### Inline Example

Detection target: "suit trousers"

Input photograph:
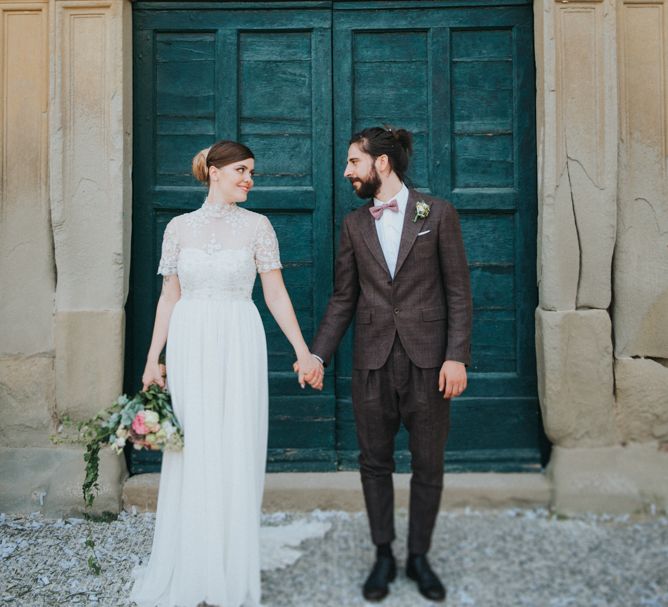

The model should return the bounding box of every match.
[352,334,451,555]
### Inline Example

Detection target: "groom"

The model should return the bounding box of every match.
[303,126,472,602]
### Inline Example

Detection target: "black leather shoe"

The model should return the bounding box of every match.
[406,554,446,602]
[362,555,397,602]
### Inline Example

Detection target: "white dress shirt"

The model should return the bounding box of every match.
[373,183,409,278]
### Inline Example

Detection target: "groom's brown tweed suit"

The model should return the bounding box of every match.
[312,189,472,554]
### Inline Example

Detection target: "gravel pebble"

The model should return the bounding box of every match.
[1,509,667,606]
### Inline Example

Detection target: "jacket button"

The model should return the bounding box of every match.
[394,308,399,314]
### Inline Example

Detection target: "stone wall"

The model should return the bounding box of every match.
[535,0,668,513]
[0,0,131,515]
[0,0,666,515]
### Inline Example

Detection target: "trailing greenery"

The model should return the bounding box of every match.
[51,384,182,574]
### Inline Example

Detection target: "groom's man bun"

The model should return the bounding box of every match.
[350,126,414,183]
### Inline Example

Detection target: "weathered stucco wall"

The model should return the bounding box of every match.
[536,0,668,513]
[0,0,131,515]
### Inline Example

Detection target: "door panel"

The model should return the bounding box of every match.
[128,5,336,472]
[333,2,544,471]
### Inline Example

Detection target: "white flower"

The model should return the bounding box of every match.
[144,410,160,426]
[111,436,126,455]
[165,432,184,451]
[413,200,430,223]
[161,421,176,438]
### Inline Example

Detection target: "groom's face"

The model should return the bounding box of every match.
[344,143,382,200]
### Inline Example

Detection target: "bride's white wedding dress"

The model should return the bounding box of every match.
[130,199,282,607]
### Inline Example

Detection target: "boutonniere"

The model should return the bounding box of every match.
[413,200,430,223]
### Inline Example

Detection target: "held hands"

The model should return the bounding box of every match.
[142,361,166,392]
[293,353,324,391]
[438,360,467,399]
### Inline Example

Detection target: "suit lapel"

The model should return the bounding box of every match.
[360,201,392,277]
[394,189,426,278]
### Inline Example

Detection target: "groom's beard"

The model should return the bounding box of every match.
[349,167,382,200]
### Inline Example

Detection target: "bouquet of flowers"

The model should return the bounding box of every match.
[105,387,183,455]
[81,384,183,508]
[77,383,183,573]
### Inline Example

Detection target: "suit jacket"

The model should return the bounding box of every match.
[312,188,473,370]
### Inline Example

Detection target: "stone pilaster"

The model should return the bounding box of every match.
[614,0,668,359]
[535,0,618,312]
[534,0,618,446]
[50,0,133,422]
[536,0,668,513]
[0,0,56,449]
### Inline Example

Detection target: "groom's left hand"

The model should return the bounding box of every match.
[439,360,467,399]
[293,356,324,391]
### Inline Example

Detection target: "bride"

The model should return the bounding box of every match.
[130,140,324,607]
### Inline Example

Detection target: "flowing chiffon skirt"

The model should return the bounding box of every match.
[130,297,268,607]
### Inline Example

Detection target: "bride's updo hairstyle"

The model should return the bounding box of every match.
[349,126,413,183]
[192,140,255,185]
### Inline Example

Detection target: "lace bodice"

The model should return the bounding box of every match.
[157,200,282,301]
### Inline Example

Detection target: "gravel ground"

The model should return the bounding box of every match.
[1,508,667,607]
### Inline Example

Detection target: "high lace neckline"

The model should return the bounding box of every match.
[201,199,239,219]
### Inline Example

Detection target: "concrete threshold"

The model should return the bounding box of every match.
[122,471,551,513]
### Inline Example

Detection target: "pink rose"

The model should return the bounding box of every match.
[132,411,148,435]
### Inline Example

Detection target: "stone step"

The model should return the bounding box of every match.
[122,472,551,513]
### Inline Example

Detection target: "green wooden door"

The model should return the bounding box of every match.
[332,1,543,471]
[127,0,544,474]
[127,3,336,472]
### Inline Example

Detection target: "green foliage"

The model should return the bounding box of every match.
[49,413,85,446]
[86,511,118,523]
[87,555,102,576]
[79,384,180,574]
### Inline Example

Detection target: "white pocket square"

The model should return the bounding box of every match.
[417,230,431,236]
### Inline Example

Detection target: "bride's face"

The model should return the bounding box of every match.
[208,158,255,203]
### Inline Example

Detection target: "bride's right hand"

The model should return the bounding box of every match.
[142,360,165,391]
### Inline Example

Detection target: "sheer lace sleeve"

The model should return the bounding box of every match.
[157,218,180,275]
[254,215,282,273]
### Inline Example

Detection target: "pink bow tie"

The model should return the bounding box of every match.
[369,199,399,220]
